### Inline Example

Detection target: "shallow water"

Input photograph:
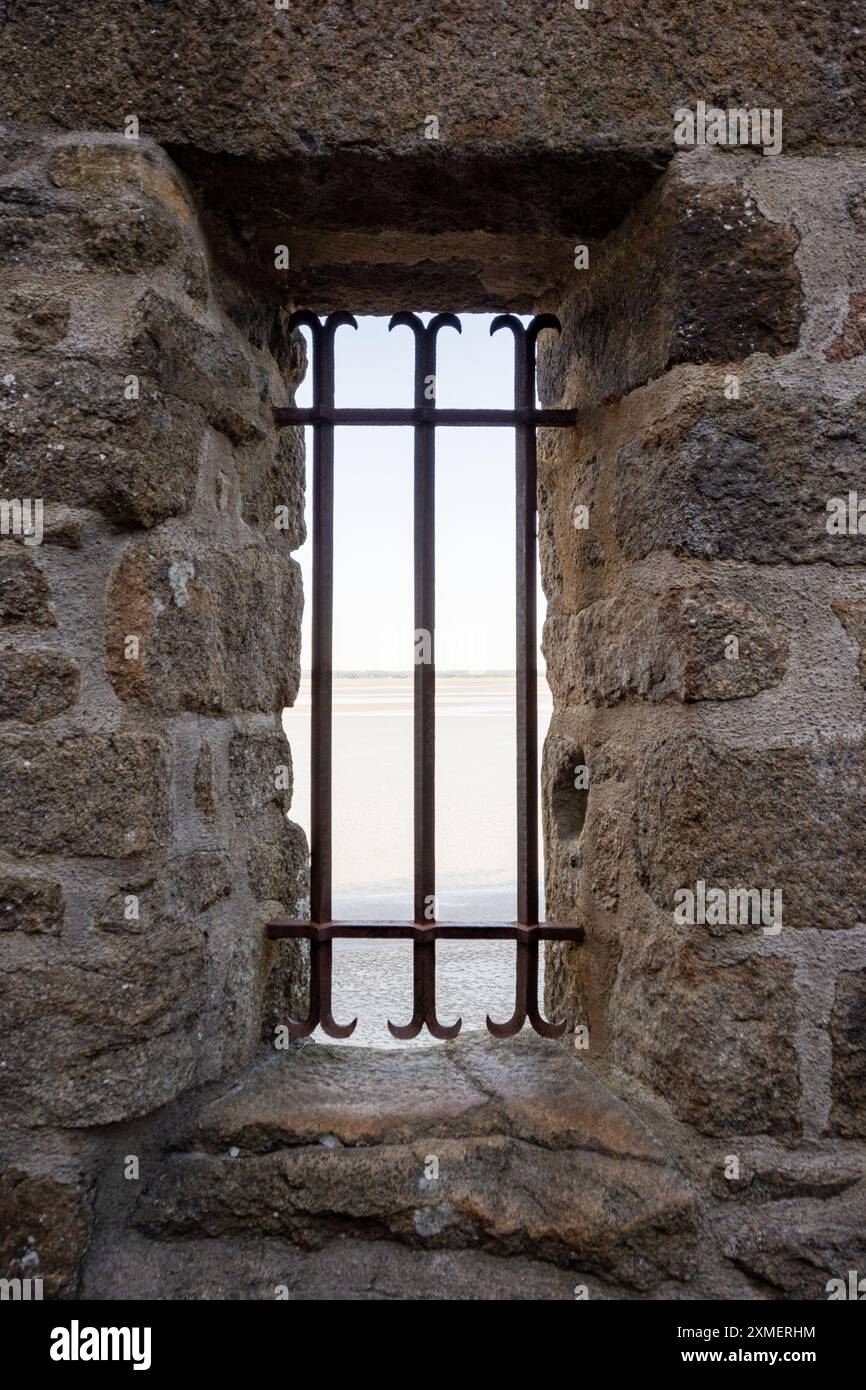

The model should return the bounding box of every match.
[283,675,552,1047]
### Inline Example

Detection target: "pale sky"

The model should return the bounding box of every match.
[293,314,544,673]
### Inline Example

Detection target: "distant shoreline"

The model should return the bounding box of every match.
[299,671,533,679]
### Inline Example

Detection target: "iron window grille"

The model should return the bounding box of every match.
[267,311,584,1040]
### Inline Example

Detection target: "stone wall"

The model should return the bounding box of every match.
[0,127,308,1293]
[2,0,865,1303]
[540,148,866,1283]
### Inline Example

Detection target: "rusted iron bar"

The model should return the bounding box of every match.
[267,921,585,943]
[272,406,577,427]
[273,935,355,1040]
[282,312,359,1040]
[486,314,563,1037]
[387,314,461,1038]
[288,312,357,926]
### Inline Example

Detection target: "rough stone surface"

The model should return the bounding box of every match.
[0,733,170,858]
[247,822,308,905]
[126,289,272,445]
[4,3,865,217]
[829,969,866,1139]
[228,729,292,822]
[826,290,866,361]
[0,874,64,934]
[241,428,306,546]
[3,12,866,1305]
[0,358,206,529]
[614,385,866,566]
[94,850,232,937]
[637,734,866,933]
[0,1167,92,1299]
[727,1212,866,1299]
[84,1232,590,1301]
[544,178,802,406]
[0,550,54,628]
[0,137,203,286]
[612,942,801,1138]
[832,596,866,686]
[704,1155,863,1205]
[0,855,223,1125]
[2,504,96,550]
[0,183,186,276]
[193,739,217,827]
[0,647,79,721]
[7,288,70,348]
[106,540,302,714]
[135,1034,697,1292]
[544,588,787,706]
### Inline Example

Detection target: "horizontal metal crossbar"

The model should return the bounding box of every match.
[272,406,578,427]
[267,920,585,943]
[265,921,584,1042]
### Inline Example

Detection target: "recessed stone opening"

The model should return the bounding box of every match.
[3,0,866,1297]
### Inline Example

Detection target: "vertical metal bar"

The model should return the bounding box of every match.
[515,329,539,927]
[304,313,357,926]
[310,324,332,926]
[414,329,435,926]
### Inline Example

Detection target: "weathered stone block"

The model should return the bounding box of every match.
[80,199,180,272]
[832,596,866,686]
[637,733,866,932]
[106,539,302,714]
[543,178,802,406]
[241,427,306,545]
[0,854,221,1125]
[613,938,800,1137]
[704,1154,861,1204]
[0,191,78,269]
[0,874,64,934]
[829,968,866,1139]
[0,552,54,628]
[0,136,205,303]
[0,937,204,1126]
[229,728,292,821]
[0,183,188,276]
[0,1168,91,1299]
[3,504,96,550]
[544,587,787,706]
[614,384,866,565]
[0,135,203,286]
[135,1034,697,1291]
[49,142,194,224]
[127,290,271,445]
[7,288,70,348]
[247,822,308,905]
[826,290,866,362]
[727,1215,866,1299]
[0,358,206,528]
[0,648,79,721]
[0,733,170,858]
[94,850,232,937]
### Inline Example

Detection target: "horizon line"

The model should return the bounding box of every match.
[298,669,550,678]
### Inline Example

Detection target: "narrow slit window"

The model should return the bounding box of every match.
[268,311,584,1040]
